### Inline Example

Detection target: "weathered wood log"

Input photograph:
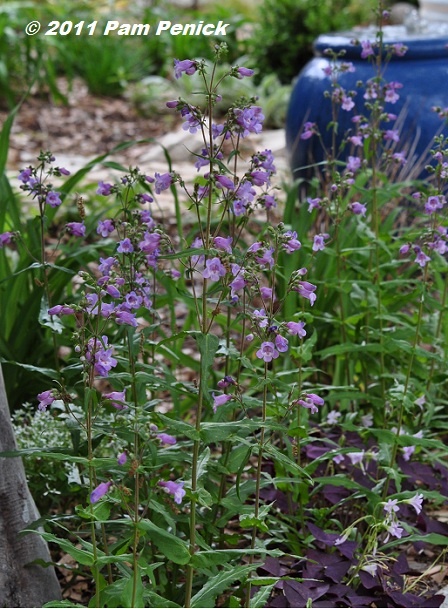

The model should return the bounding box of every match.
[0,365,61,606]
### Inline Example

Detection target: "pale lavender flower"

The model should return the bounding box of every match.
[212,392,232,413]
[103,389,127,410]
[90,481,112,503]
[0,231,14,247]
[402,445,415,461]
[213,236,233,253]
[295,281,317,306]
[158,480,186,504]
[407,493,424,515]
[139,231,161,253]
[285,321,306,337]
[275,334,289,353]
[154,172,172,194]
[383,499,400,516]
[256,341,279,363]
[202,257,227,282]
[307,197,321,212]
[37,390,56,412]
[237,66,254,78]
[297,393,324,415]
[97,219,115,237]
[215,174,235,190]
[117,452,127,465]
[349,202,367,216]
[48,304,75,316]
[312,233,329,252]
[385,521,404,541]
[66,222,86,237]
[97,181,113,196]
[157,433,177,445]
[174,59,197,79]
[327,410,341,425]
[300,121,317,140]
[117,238,134,254]
[414,247,430,268]
[46,191,62,208]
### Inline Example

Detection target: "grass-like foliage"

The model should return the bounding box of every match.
[1,8,447,609]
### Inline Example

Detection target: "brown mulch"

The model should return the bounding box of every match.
[2,78,176,171]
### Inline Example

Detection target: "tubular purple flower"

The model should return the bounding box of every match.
[213,236,233,253]
[212,392,232,413]
[275,334,289,353]
[295,281,317,306]
[157,433,177,445]
[103,389,127,409]
[174,59,197,79]
[46,191,62,208]
[117,238,134,254]
[115,310,138,327]
[215,174,235,190]
[97,219,115,238]
[349,202,367,217]
[154,172,172,194]
[117,452,127,465]
[48,304,75,316]
[286,321,306,337]
[66,222,86,237]
[90,481,112,504]
[407,493,424,515]
[97,181,113,196]
[237,66,254,78]
[158,480,186,504]
[0,232,14,247]
[383,498,400,516]
[37,390,56,412]
[256,341,279,363]
[202,257,227,282]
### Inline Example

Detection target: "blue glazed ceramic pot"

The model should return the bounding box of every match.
[286,25,448,181]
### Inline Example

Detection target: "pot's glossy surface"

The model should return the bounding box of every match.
[286,25,448,180]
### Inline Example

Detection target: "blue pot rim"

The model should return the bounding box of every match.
[314,27,448,60]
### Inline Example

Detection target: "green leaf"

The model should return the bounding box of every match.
[156,414,200,441]
[381,532,448,550]
[190,563,260,608]
[194,332,220,403]
[44,602,85,608]
[137,519,190,565]
[250,583,276,607]
[24,531,94,566]
[121,567,144,608]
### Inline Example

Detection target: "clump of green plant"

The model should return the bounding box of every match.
[12,403,83,510]
[1,6,448,608]
[249,0,373,84]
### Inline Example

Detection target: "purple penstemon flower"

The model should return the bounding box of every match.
[202,257,227,282]
[414,246,431,268]
[0,231,14,247]
[174,59,197,79]
[215,174,235,190]
[312,233,329,252]
[115,309,138,327]
[212,392,232,413]
[37,389,56,412]
[157,433,177,446]
[158,480,186,504]
[46,191,62,208]
[286,321,306,337]
[213,236,233,253]
[139,231,161,253]
[48,304,75,316]
[236,66,254,78]
[296,393,324,415]
[103,389,127,410]
[97,219,114,237]
[295,280,317,306]
[117,452,127,465]
[66,222,86,237]
[97,181,113,196]
[234,106,264,137]
[300,121,317,140]
[349,201,367,216]
[154,172,172,194]
[90,481,112,504]
[275,334,289,353]
[117,238,134,254]
[256,341,279,363]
